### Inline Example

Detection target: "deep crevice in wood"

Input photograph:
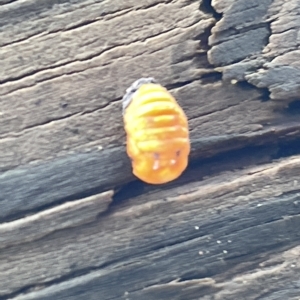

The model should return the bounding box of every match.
[235,80,271,102]
[0,0,18,5]
[199,0,222,21]
[200,71,222,84]
[272,138,300,160]
[164,79,194,90]
[287,99,300,115]
[112,141,290,206]
[196,21,215,52]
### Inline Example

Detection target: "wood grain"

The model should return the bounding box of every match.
[1,0,300,299]
[3,154,300,299]
[0,146,129,222]
[0,190,113,250]
[0,0,299,173]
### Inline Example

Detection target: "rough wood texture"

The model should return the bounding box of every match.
[210,0,300,101]
[0,190,113,250]
[4,155,300,299]
[1,0,300,299]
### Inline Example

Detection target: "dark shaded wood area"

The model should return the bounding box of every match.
[1,0,300,299]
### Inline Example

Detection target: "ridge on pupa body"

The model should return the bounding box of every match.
[122,77,190,184]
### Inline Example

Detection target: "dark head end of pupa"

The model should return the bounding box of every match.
[122,77,157,114]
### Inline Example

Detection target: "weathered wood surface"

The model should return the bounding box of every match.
[1,0,300,299]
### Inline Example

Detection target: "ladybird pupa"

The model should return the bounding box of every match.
[122,78,190,184]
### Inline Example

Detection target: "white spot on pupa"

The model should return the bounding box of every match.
[217,240,221,244]
[195,226,199,230]
[198,250,204,255]
[153,160,159,170]
[223,250,228,254]
[170,159,176,165]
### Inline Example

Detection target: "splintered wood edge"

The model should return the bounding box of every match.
[0,146,132,222]
[126,246,300,299]
[2,154,300,298]
[11,278,219,300]
[209,0,300,101]
[0,190,113,250]
[213,246,300,299]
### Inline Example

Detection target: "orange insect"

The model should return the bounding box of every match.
[122,78,190,184]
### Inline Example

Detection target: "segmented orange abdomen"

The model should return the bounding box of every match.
[122,78,190,184]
